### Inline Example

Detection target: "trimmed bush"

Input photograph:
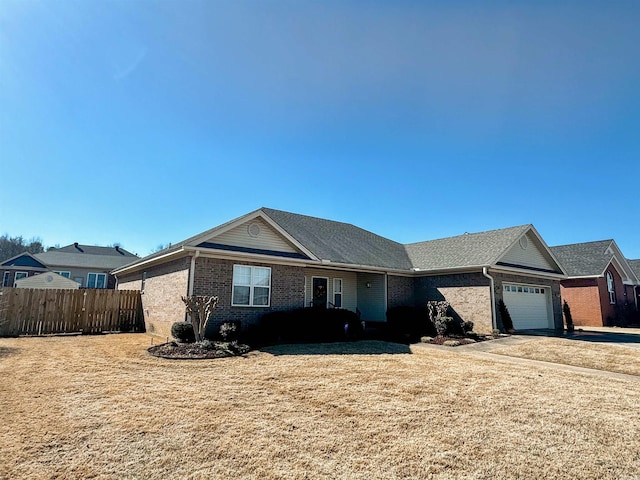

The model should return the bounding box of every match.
[259,307,363,344]
[219,322,238,341]
[563,300,575,332]
[171,321,196,343]
[462,320,474,334]
[434,316,455,336]
[386,306,436,341]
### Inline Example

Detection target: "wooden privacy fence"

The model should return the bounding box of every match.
[0,288,144,337]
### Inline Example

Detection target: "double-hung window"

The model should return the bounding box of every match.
[333,278,343,308]
[232,265,271,307]
[14,272,28,286]
[54,271,71,278]
[87,272,107,289]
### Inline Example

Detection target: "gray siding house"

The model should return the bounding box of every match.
[114,208,567,338]
[1,244,138,289]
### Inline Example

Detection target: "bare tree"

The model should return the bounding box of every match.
[181,295,218,342]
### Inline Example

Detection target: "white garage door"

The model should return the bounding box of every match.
[503,284,551,330]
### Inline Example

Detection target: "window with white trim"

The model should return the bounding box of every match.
[87,272,107,289]
[232,265,271,307]
[54,271,71,278]
[2,272,10,287]
[606,271,616,304]
[14,271,28,286]
[333,278,343,308]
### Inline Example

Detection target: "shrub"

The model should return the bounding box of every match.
[443,340,461,347]
[386,306,436,340]
[219,322,238,341]
[434,316,456,336]
[259,307,363,344]
[420,336,433,343]
[563,300,575,332]
[498,299,514,332]
[171,321,196,343]
[462,320,474,334]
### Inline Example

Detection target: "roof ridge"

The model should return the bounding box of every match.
[405,224,530,247]
[550,239,614,249]
[262,207,406,246]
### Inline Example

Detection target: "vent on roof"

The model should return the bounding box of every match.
[73,243,84,252]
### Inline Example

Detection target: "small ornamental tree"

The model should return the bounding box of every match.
[181,295,218,342]
[563,300,575,332]
[498,299,514,333]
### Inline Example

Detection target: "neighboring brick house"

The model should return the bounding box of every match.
[626,259,640,314]
[113,208,567,338]
[550,241,639,327]
[0,244,138,289]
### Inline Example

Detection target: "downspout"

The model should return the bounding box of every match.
[186,250,201,326]
[482,267,497,330]
[188,250,200,296]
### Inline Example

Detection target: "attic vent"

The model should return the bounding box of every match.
[247,223,261,238]
[519,236,529,249]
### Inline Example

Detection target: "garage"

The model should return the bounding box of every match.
[503,284,551,330]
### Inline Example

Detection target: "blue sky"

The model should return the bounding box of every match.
[1,1,639,258]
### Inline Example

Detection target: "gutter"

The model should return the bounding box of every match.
[482,267,497,330]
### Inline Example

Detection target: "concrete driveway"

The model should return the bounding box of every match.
[515,327,640,349]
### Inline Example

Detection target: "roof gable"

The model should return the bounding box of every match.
[1,252,48,269]
[406,225,529,271]
[496,230,565,274]
[550,240,636,281]
[15,272,80,289]
[195,215,309,259]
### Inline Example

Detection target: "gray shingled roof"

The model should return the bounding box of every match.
[549,240,614,277]
[405,225,530,271]
[262,208,414,270]
[36,244,138,270]
[628,259,640,279]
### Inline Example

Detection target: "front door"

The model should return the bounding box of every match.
[312,277,328,308]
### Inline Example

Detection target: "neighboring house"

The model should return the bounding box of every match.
[113,208,567,338]
[15,271,81,289]
[550,241,639,327]
[0,243,138,289]
[627,259,640,309]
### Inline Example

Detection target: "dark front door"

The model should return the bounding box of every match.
[312,278,328,308]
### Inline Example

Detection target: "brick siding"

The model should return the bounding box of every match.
[193,257,305,335]
[560,278,602,327]
[415,273,493,334]
[118,257,190,338]
[559,262,633,327]
[386,275,415,310]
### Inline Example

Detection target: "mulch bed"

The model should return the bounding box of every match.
[148,341,252,359]
[424,334,505,346]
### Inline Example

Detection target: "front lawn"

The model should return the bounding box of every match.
[1,334,639,479]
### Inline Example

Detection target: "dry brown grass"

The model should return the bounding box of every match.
[1,334,640,480]
[492,337,640,377]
